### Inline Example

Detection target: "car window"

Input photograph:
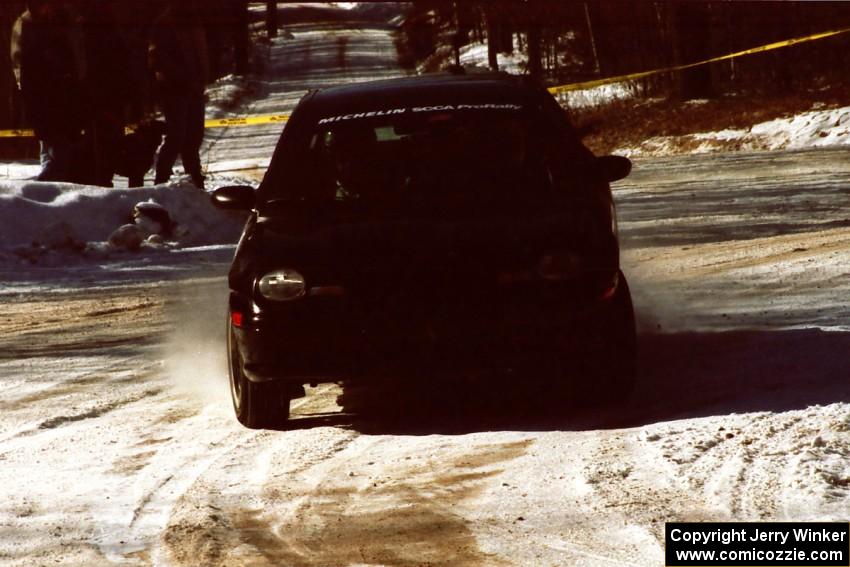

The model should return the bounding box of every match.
[263,108,563,210]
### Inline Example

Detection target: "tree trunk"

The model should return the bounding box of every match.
[584,2,601,74]
[485,8,499,71]
[234,0,249,75]
[526,23,542,80]
[266,1,278,39]
[672,2,714,100]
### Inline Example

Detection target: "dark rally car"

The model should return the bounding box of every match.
[213,73,636,428]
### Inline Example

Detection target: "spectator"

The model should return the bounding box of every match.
[79,0,132,187]
[148,0,209,189]
[11,0,83,182]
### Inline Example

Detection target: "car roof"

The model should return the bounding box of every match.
[304,72,544,117]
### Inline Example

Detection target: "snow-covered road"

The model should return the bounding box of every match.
[201,18,402,179]
[3,146,850,565]
[1,7,849,567]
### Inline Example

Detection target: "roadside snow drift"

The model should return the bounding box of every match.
[0,181,247,259]
[617,104,850,156]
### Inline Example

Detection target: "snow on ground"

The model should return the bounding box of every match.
[1,5,850,567]
[0,182,244,251]
[459,38,528,75]
[617,104,850,157]
[555,83,636,109]
[0,180,247,296]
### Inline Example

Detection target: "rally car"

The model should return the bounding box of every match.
[213,73,635,428]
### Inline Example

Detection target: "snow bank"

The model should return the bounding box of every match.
[0,181,247,259]
[618,105,850,157]
[749,106,850,150]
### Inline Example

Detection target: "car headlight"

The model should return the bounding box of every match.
[537,252,582,281]
[258,269,306,301]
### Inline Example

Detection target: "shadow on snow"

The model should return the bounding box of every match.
[276,327,850,435]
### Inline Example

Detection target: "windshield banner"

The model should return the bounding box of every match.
[317,103,524,125]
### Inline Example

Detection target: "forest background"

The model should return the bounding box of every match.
[2,0,850,158]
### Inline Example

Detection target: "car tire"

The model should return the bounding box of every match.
[228,324,291,429]
[576,271,637,403]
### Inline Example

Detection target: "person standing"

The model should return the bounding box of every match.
[149,0,209,189]
[79,0,132,187]
[11,0,82,182]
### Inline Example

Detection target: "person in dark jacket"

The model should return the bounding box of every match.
[11,0,83,182]
[149,1,209,189]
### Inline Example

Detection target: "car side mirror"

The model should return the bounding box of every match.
[212,185,255,210]
[595,155,631,182]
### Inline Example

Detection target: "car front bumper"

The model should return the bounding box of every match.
[230,274,623,384]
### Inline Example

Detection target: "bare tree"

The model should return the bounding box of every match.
[267,1,278,39]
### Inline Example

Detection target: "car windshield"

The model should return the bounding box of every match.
[263,108,561,211]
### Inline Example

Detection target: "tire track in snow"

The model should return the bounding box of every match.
[580,404,850,542]
[225,437,525,567]
[0,382,163,444]
[97,423,259,564]
[162,428,360,566]
[37,388,163,430]
[161,431,534,567]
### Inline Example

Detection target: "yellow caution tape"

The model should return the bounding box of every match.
[2,26,849,138]
[204,113,290,128]
[0,113,290,139]
[548,26,850,95]
[0,128,34,138]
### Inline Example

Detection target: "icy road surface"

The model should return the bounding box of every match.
[2,9,850,567]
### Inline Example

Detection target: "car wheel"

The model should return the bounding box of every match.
[227,324,291,429]
[576,271,637,403]
[603,272,637,398]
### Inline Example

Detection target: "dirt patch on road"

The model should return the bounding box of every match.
[164,440,530,567]
[0,288,167,360]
